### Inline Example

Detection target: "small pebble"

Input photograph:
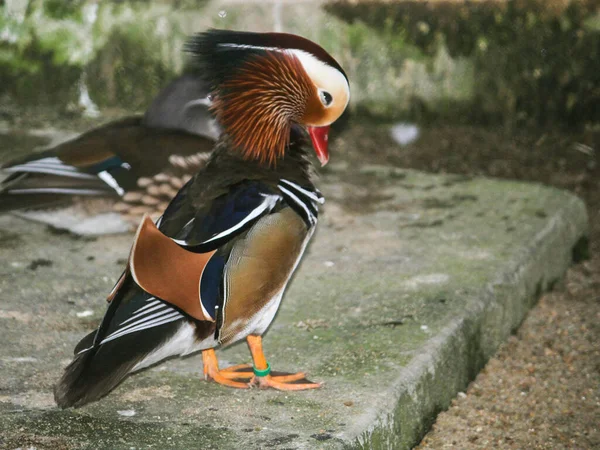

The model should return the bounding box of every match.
[76,310,94,318]
[117,409,136,417]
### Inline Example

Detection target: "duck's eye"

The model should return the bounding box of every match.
[319,90,333,107]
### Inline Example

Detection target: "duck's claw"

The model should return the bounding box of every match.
[202,349,250,388]
[246,335,322,390]
[250,371,322,391]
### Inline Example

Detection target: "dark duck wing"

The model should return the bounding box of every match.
[55,29,349,406]
[0,74,218,224]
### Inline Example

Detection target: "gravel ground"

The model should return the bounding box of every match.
[417,258,600,449]
[336,122,600,449]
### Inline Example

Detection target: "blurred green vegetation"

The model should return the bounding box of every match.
[0,0,598,129]
[326,0,600,128]
[0,0,192,112]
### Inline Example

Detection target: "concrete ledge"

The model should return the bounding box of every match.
[0,166,587,449]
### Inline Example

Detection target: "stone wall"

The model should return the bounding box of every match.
[1,0,598,126]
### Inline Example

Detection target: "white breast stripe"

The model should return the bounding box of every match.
[97,170,125,196]
[172,193,280,247]
[8,188,108,196]
[279,179,324,204]
[100,311,183,345]
[277,185,316,226]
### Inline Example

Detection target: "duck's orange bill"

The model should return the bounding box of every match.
[308,125,330,166]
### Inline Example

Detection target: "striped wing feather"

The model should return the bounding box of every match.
[54,279,186,408]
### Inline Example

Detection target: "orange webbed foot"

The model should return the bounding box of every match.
[220,363,254,380]
[202,349,250,389]
[250,371,322,391]
[246,335,322,391]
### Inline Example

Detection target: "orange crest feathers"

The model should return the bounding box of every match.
[211,51,313,166]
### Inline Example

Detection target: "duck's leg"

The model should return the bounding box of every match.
[246,335,322,390]
[201,349,251,388]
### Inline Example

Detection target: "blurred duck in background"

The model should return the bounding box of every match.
[0,74,220,235]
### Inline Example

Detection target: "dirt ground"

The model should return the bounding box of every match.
[337,123,600,449]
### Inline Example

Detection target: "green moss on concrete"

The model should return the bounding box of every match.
[2,408,237,450]
[0,160,588,448]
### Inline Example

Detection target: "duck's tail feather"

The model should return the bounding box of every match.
[54,318,186,408]
[54,279,193,408]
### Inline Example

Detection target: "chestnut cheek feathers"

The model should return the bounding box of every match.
[308,125,330,166]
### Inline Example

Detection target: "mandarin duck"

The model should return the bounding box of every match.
[54,29,350,408]
[0,74,219,234]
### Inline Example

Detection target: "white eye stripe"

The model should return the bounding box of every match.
[216,43,348,93]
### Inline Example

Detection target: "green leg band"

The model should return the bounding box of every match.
[253,362,271,377]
